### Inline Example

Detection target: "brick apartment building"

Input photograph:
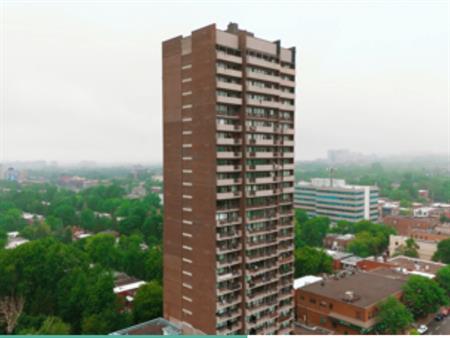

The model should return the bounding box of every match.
[295,270,407,334]
[163,23,296,335]
[382,215,439,236]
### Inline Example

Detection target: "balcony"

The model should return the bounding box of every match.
[279,78,295,87]
[217,165,241,172]
[281,152,294,158]
[216,123,242,132]
[246,299,278,316]
[216,216,242,226]
[247,151,276,159]
[217,95,242,105]
[247,213,279,224]
[248,138,275,146]
[217,295,242,310]
[246,189,274,198]
[246,164,275,172]
[247,287,278,303]
[216,66,242,78]
[217,151,242,159]
[217,230,242,241]
[246,176,276,184]
[217,51,242,64]
[246,125,275,134]
[278,243,294,254]
[217,81,243,92]
[217,137,241,146]
[278,326,293,335]
[246,264,278,277]
[282,163,295,170]
[280,66,295,76]
[216,322,242,335]
[247,226,278,236]
[246,70,279,84]
[247,312,278,331]
[217,256,243,270]
[246,250,279,264]
[278,255,295,265]
[217,243,242,255]
[246,98,280,110]
[216,308,242,323]
[217,269,242,282]
[281,139,294,146]
[282,187,295,194]
[246,55,280,70]
[281,127,294,135]
[217,178,242,186]
[246,83,279,96]
[246,238,278,250]
[279,90,295,100]
[282,175,295,182]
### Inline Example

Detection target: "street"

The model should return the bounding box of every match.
[426,316,450,335]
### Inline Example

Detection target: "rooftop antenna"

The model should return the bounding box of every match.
[327,167,336,187]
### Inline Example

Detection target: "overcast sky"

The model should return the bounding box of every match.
[1,0,449,164]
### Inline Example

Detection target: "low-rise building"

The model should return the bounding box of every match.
[389,234,438,260]
[387,255,445,279]
[295,178,379,223]
[110,317,181,335]
[382,215,439,236]
[325,250,355,270]
[113,272,146,311]
[5,232,29,250]
[323,234,355,251]
[295,270,407,334]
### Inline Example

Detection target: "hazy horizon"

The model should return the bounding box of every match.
[1,1,449,163]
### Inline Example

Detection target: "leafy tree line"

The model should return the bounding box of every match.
[295,162,450,203]
[0,237,162,334]
[294,210,396,259]
[0,180,163,245]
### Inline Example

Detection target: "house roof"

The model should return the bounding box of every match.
[300,270,406,308]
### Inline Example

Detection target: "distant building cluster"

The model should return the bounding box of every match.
[295,178,379,223]
[58,175,101,190]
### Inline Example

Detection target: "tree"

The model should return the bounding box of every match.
[394,238,419,258]
[402,275,449,318]
[132,281,163,323]
[436,265,450,294]
[294,246,333,278]
[35,316,71,334]
[80,209,96,231]
[84,234,120,269]
[0,295,24,334]
[298,217,330,247]
[433,239,450,263]
[376,296,413,334]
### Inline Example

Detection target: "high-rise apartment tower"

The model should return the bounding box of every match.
[163,23,296,335]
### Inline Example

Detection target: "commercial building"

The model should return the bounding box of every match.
[295,178,379,223]
[382,215,439,236]
[295,270,407,334]
[162,23,296,335]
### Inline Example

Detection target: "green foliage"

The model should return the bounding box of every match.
[297,216,330,247]
[376,296,413,334]
[294,246,333,278]
[84,234,120,269]
[433,239,450,264]
[132,281,163,323]
[436,265,450,294]
[21,316,71,335]
[402,275,449,318]
[341,221,396,257]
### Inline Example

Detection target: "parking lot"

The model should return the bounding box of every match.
[426,315,450,334]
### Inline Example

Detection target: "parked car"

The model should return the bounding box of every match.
[417,324,428,335]
[435,314,444,321]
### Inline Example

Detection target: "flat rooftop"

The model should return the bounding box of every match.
[110,318,181,336]
[388,255,445,275]
[301,271,406,308]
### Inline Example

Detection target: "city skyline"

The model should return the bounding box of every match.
[1,1,449,163]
